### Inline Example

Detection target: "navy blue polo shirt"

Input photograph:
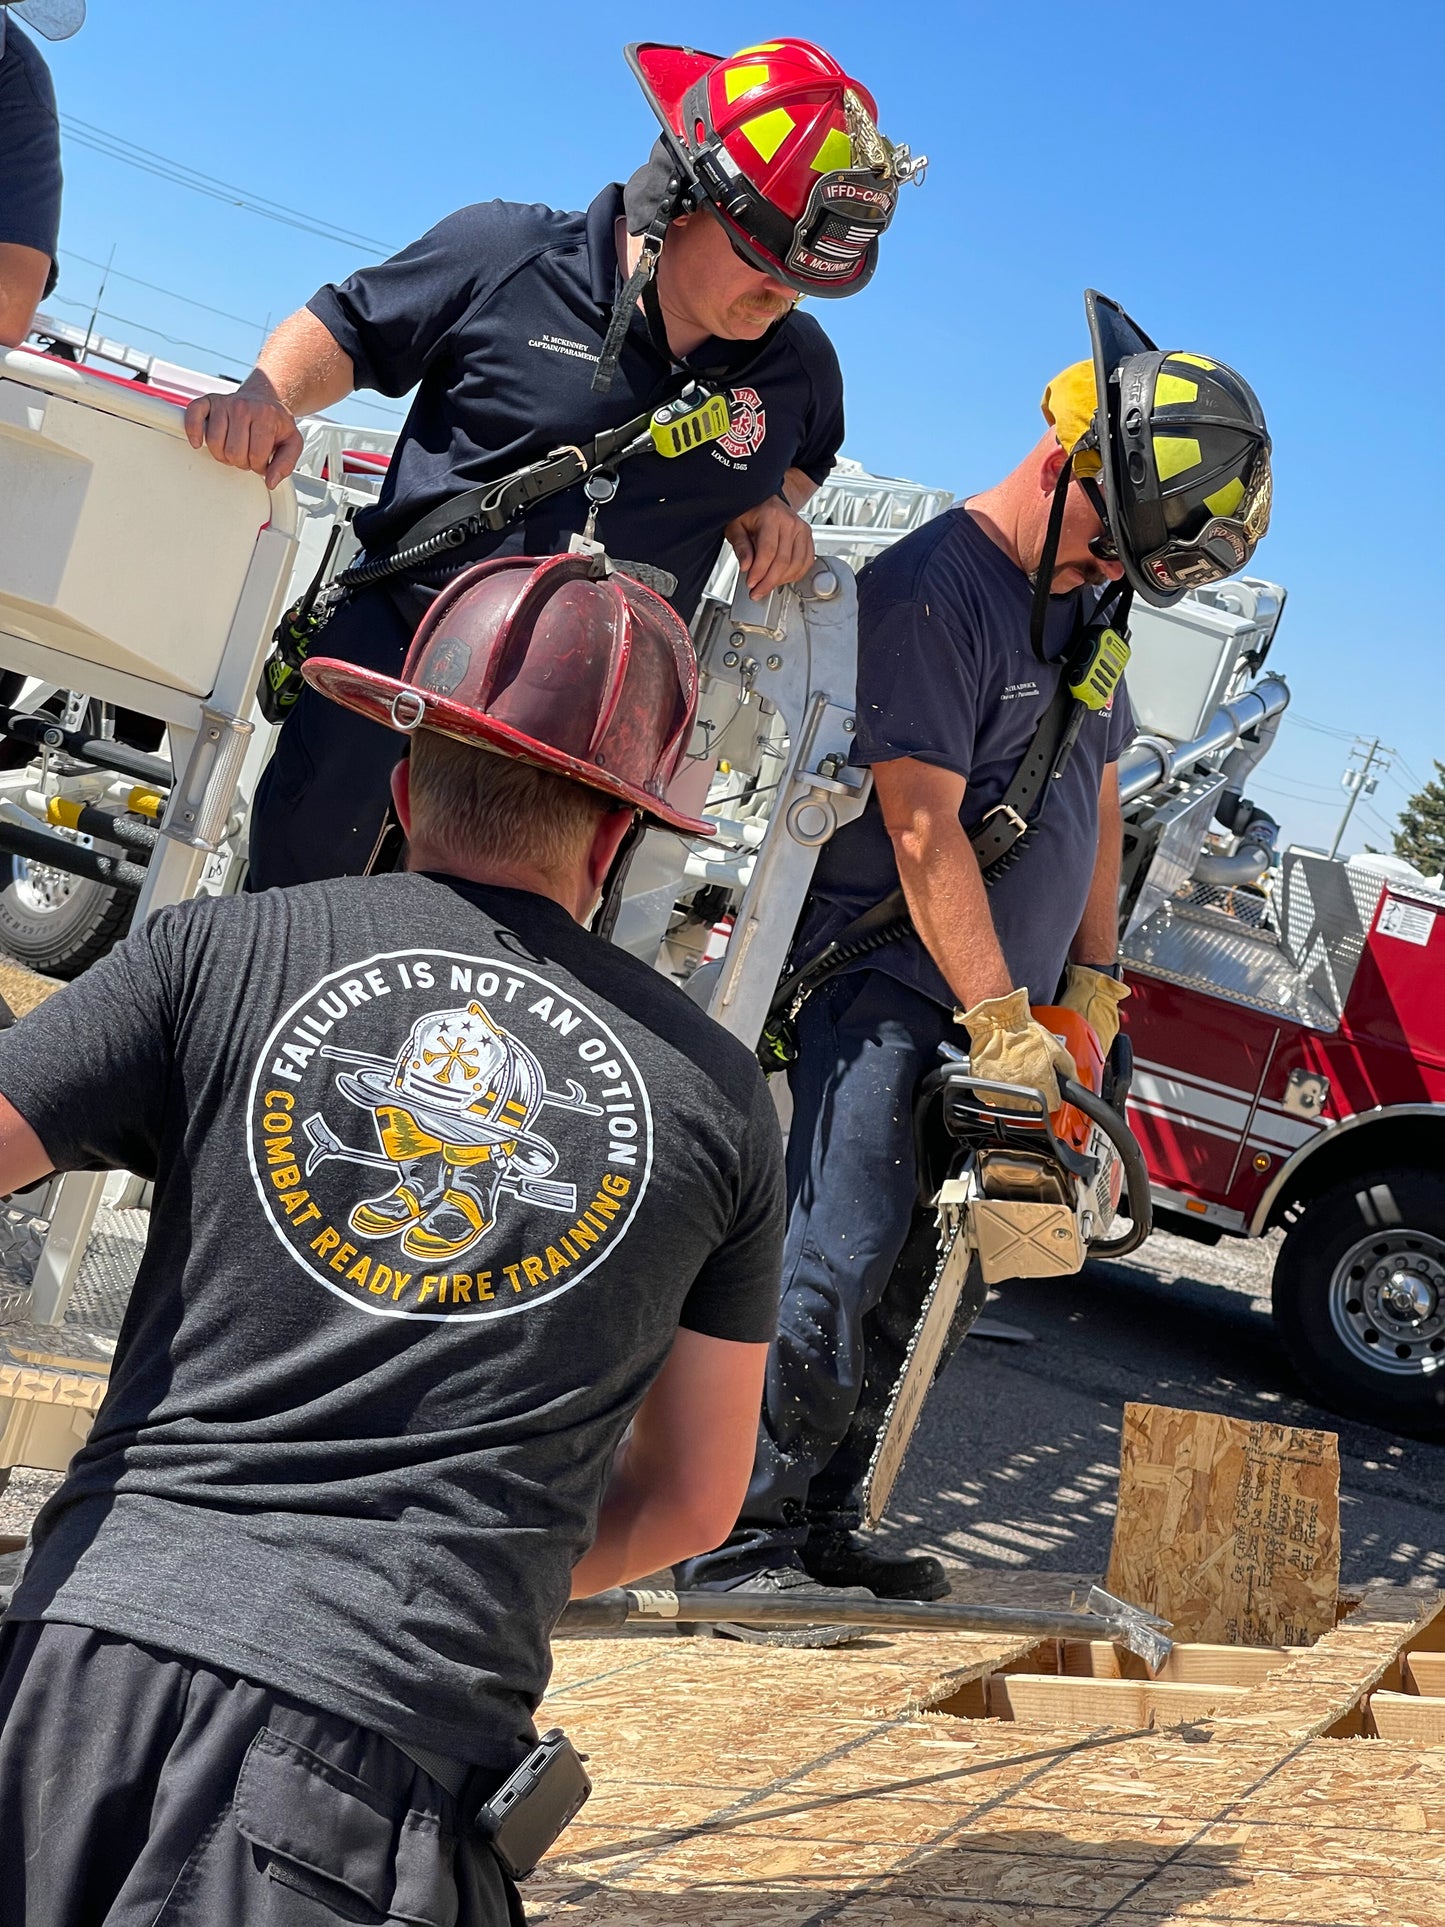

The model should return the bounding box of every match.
[0,22,62,293]
[307,186,844,620]
[801,508,1136,1008]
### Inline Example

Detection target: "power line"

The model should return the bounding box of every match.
[60,115,396,256]
[59,247,267,333]
[48,292,252,367]
[1251,774,1350,802]
[1282,712,1358,742]
[45,292,407,422]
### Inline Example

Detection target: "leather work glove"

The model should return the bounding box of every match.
[1059,965,1131,1056]
[957,988,1077,1114]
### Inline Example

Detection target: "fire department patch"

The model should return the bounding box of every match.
[246,950,653,1320]
[718,385,767,460]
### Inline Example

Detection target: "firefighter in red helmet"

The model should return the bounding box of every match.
[182,38,924,899]
[0,554,788,1924]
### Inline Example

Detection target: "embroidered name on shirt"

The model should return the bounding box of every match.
[247,950,652,1320]
[527,333,598,362]
[1000,679,1041,702]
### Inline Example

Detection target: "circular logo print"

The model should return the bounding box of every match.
[718,385,767,460]
[247,950,652,1320]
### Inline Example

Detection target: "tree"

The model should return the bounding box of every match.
[1393,761,1445,875]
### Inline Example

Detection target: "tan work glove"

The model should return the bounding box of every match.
[958,988,1077,1113]
[1059,965,1131,1055]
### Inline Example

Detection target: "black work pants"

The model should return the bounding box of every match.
[0,1619,524,1927]
[679,970,966,1586]
[247,586,418,892]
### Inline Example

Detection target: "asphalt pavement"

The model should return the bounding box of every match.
[877,1225,1445,1590]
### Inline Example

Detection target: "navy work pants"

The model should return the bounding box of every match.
[248,586,418,892]
[679,970,959,1586]
[0,1619,523,1927]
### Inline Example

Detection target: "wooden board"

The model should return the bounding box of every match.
[1104,1400,1341,1646]
[985,1671,1249,1726]
[1403,1649,1445,1696]
[1057,1637,1301,1685]
[1367,1689,1445,1743]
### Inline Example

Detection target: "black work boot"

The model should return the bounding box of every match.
[803,1529,949,1602]
[702,1562,877,1649]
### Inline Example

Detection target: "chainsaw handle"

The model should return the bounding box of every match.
[1057,1075,1153,1257]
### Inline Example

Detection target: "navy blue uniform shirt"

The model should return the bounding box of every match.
[802,507,1136,1007]
[307,185,845,620]
[0,21,62,291]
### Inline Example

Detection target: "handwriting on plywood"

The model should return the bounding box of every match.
[1104,1402,1340,1647]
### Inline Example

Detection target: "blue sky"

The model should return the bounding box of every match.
[34,0,1443,855]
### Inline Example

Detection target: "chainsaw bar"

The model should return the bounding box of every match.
[860,1181,987,1529]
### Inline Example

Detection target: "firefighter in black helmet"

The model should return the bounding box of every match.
[681,292,1272,1630]
[1044,289,1272,604]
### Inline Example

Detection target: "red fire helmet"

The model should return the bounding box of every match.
[627,39,925,298]
[303,554,713,836]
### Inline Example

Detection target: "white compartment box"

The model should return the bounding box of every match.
[1125,578,1285,745]
[0,349,290,725]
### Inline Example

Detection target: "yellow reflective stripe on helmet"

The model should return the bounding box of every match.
[1171,353,1218,370]
[1154,373,1199,406]
[1203,475,1246,518]
[740,107,795,161]
[723,62,769,102]
[735,42,784,54]
[810,126,853,172]
[1153,435,1202,479]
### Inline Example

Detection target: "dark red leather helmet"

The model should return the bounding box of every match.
[304,553,712,835]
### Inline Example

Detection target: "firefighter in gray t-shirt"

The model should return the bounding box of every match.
[0,554,784,1926]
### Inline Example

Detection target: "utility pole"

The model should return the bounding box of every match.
[1329,737,1392,859]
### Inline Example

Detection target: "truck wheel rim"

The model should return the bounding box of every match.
[1328,1229,1445,1378]
[11,858,78,915]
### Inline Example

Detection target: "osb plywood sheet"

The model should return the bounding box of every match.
[530,1584,1443,1927]
[1105,1402,1340,1646]
[1210,1582,1439,1743]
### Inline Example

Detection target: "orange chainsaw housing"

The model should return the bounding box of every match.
[1032,1005,1106,1159]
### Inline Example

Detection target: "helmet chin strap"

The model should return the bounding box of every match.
[1029,456,1132,667]
[1028,457,1077,664]
[593,182,682,395]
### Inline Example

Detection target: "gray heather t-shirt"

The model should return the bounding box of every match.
[2,873,783,1770]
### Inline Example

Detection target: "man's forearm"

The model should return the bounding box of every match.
[569,1443,712,1597]
[1070,775,1123,965]
[247,307,356,417]
[780,466,817,511]
[893,818,1013,1010]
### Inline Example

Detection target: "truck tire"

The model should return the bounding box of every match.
[0,856,134,980]
[1272,1169,1445,1437]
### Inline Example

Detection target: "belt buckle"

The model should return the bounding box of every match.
[982,803,1028,835]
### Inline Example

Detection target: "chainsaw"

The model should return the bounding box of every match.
[860,1006,1152,1527]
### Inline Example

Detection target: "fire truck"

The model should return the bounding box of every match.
[0,338,1440,1501]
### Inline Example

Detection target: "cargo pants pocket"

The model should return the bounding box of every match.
[156,1723,461,1926]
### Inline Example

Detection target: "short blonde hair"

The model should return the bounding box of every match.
[407,731,615,877]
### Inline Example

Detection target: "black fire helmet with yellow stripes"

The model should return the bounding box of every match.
[1041,290,1272,609]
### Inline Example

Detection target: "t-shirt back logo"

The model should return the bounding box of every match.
[718,385,767,459]
[248,951,652,1320]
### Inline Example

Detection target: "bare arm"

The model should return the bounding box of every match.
[872,757,1013,1009]
[724,466,819,600]
[184,308,355,488]
[0,242,50,349]
[0,1093,56,1195]
[1069,765,1123,965]
[569,1327,768,1596]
